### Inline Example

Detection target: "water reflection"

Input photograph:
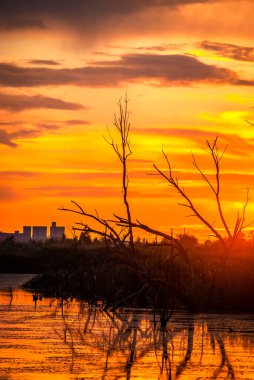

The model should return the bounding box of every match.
[0,289,253,379]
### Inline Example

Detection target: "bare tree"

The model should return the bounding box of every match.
[104,95,135,253]
[152,137,249,255]
[61,96,135,252]
[62,97,250,258]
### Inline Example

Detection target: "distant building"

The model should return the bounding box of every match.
[0,222,65,242]
[0,232,13,241]
[32,226,47,241]
[0,226,32,242]
[23,226,31,242]
[50,222,65,240]
[14,226,32,242]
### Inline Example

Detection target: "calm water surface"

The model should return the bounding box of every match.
[0,274,253,380]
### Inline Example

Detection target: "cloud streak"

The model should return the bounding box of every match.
[133,127,254,156]
[201,40,254,62]
[27,59,61,66]
[0,127,56,148]
[0,54,252,89]
[0,93,84,111]
[0,130,18,148]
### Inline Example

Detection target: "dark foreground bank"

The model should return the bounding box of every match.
[1,237,254,313]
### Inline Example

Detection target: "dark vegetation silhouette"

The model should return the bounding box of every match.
[3,97,254,315]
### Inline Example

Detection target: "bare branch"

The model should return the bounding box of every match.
[233,188,250,238]
[114,214,189,262]
[245,120,254,127]
[60,201,124,248]
[153,139,232,253]
[105,95,135,253]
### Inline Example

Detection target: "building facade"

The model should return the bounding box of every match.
[50,222,65,240]
[32,226,47,241]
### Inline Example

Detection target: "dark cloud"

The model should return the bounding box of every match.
[132,43,186,52]
[36,120,91,130]
[201,40,254,62]
[0,128,41,148]
[0,54,251,89]
[0,121,19,126]
[36,123,60,130]
[0,119,91,148]
[0,187,19,201]
[10,129,41,140]
[0,93,84,111]
[0,130,18,148]
[0,127,57,148]
[0,1,215,31]
[64,119,90,126]
[28,59,61,66]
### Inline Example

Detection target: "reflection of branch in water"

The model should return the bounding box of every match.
[8,285,13,307]
[51,299,80,375]
[101,325,113,380]
[65,320,77,374]
[176,321,194,378]
[96,311,156,378]
[46,303,248,379]
[153,317,182,380]
[83,305,94,333]
[199,321,205,364]
[211,335,235,380]
[125,327,137,380]
[161,327,172,380]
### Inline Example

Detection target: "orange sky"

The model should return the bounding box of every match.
[1,0,254,240]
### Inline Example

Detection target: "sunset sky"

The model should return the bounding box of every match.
[1,0,254,240]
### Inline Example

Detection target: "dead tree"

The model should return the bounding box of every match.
[153,137,249,255]
[61,96,135,252]
[104,95,135,253]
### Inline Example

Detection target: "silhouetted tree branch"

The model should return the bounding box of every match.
[60,200,125,249]
[153,137,249,254]
[104,95,135,253]
[245,120,254,127]
[61,97,135,252]
[114,214,189,262]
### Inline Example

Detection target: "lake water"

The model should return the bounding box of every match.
[0,274,253,380]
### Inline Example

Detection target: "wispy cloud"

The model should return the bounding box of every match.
[64,119,90,126]
[133,127,254,156]
[0,187,20,201]
[0,130,18,148]
[0,117,92,148]
[0,128,42,148]
[0,93,85,111]
[36,123,60,131]
[201,40,254,62]
[0,127,53,148]
[132,43,187,52]
[27,59,61,66]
